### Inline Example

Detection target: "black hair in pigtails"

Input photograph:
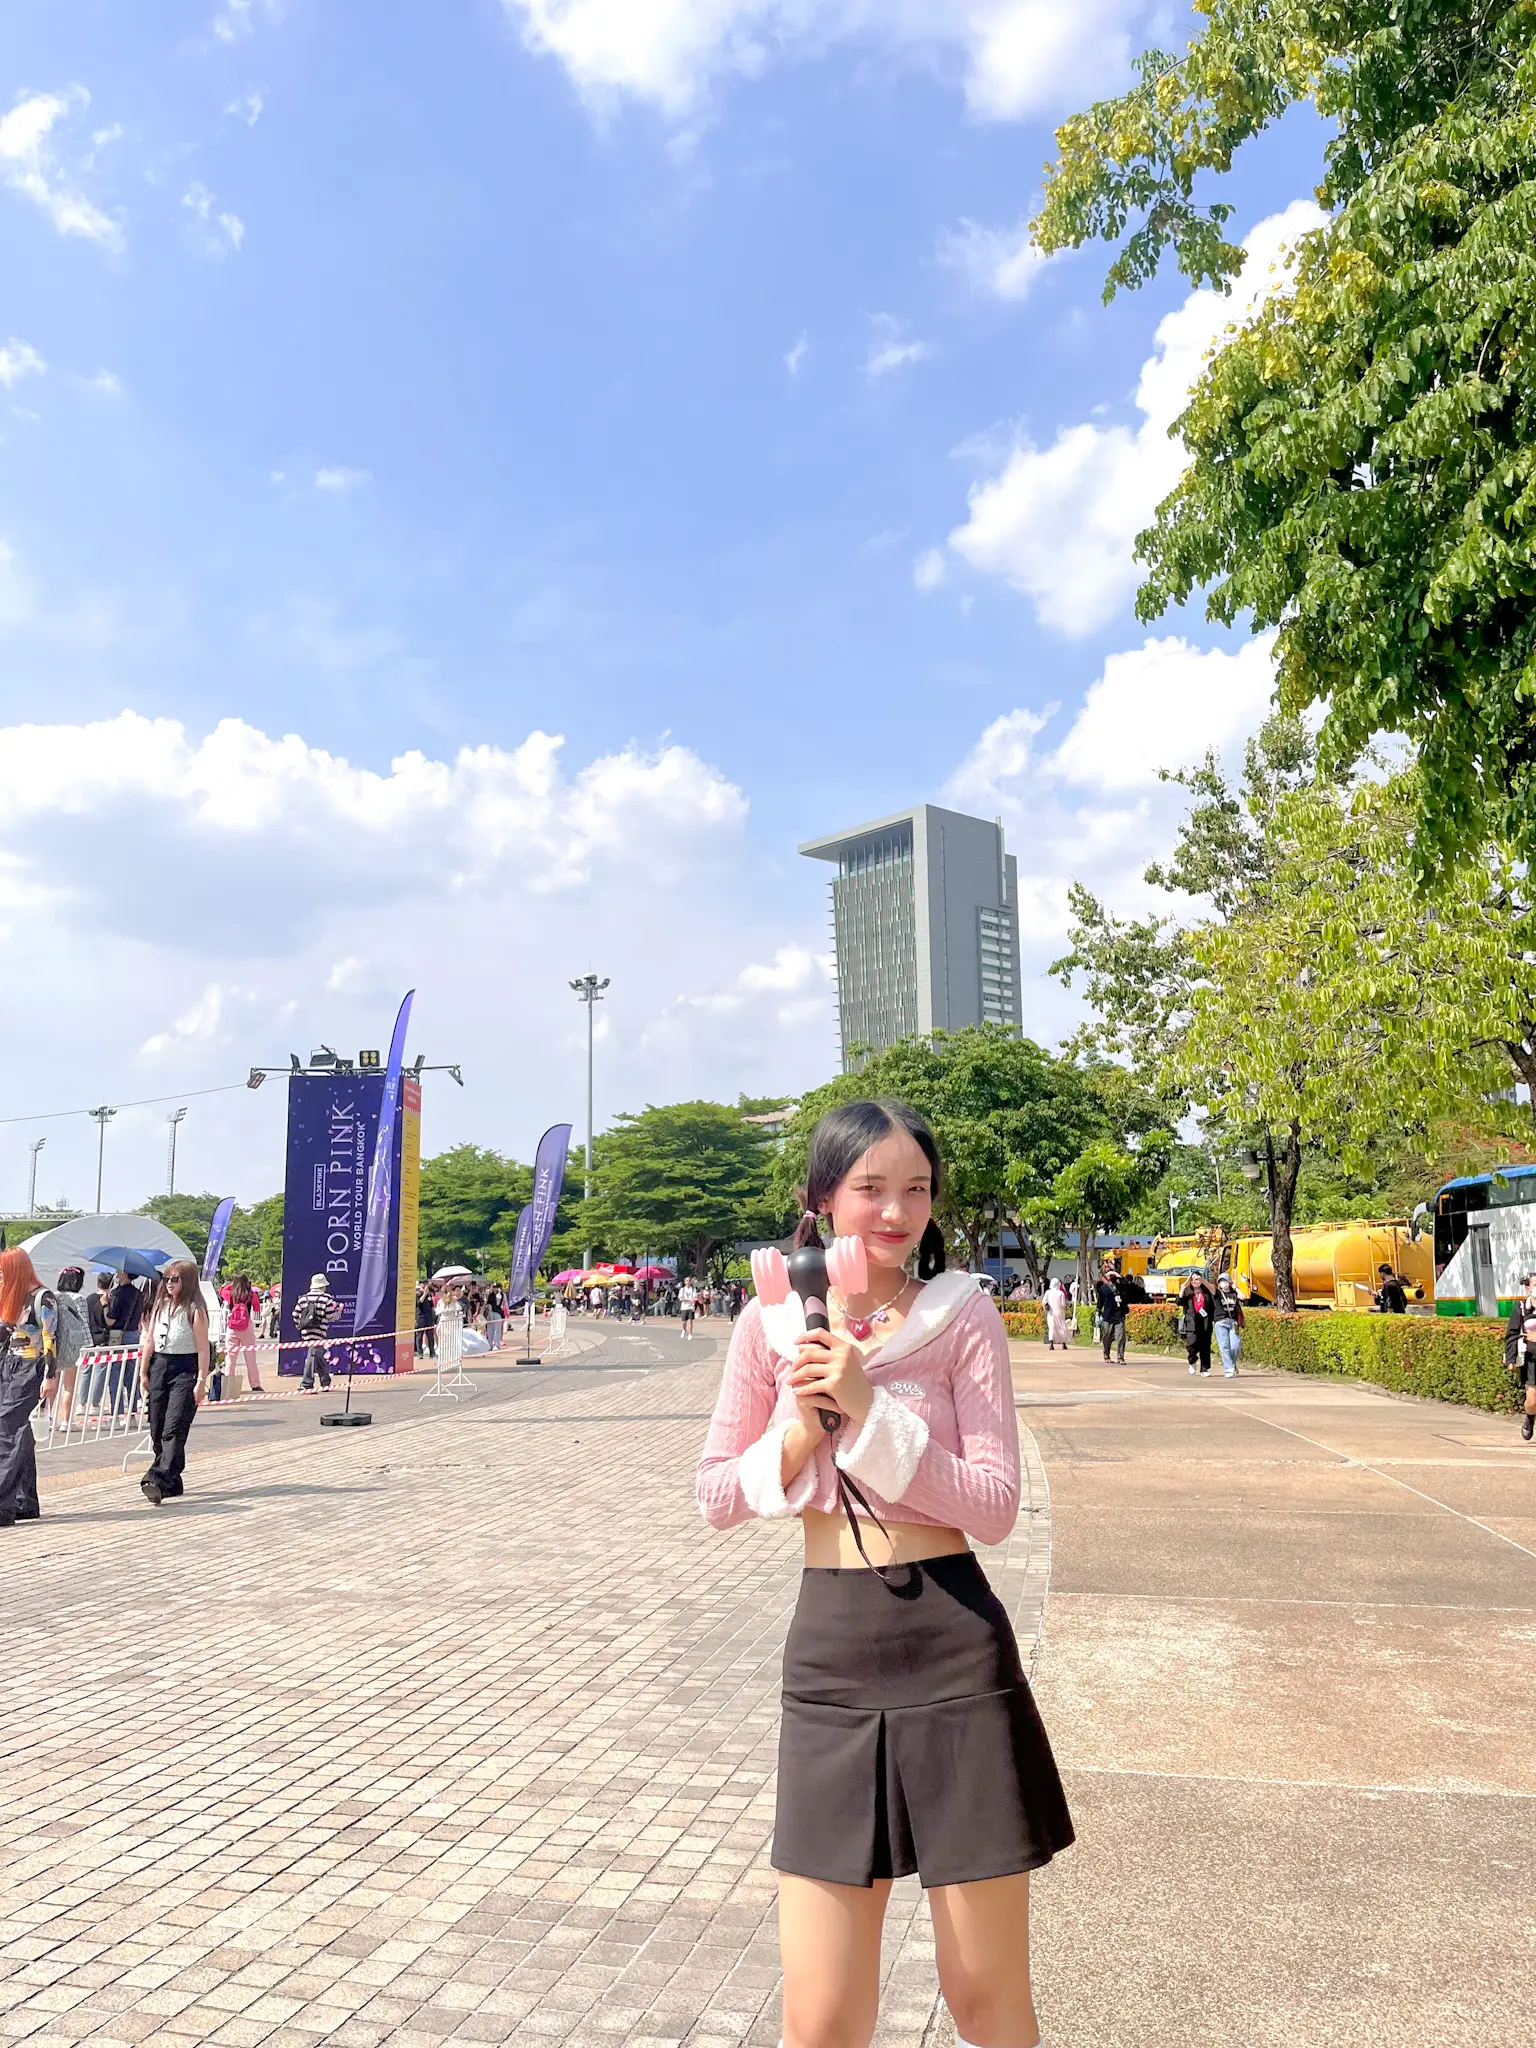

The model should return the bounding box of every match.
[791,1207,825,1251]
[915,1218,947,1281]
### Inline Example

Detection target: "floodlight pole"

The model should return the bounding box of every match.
[27,1137,45,1219]
[89,1106,116,1214]
[166,1106,188,1197]
[569,974,609,1268]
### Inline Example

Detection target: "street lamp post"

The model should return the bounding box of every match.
[569,974,610,1268]
[166,1106,188,1197]
[89,1106,116,1214]
[27,1137,45,1219]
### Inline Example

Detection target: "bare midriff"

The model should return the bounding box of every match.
[800,1504,971,1569]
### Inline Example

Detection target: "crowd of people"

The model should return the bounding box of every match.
[560,1274,747,1323]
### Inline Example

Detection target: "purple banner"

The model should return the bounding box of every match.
[507,1205,534,1308]
[202,1196,236,1282]
[280,1072,402,1374]
[509,1122,572,1304]
[355,990,414,1335]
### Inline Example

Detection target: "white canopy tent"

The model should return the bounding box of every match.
[19,1212,196,1289]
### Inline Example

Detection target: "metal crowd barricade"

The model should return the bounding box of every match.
[30,1346,149,1466]
[419,1303,474,1402]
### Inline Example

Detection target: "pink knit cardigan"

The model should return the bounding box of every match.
[695,1271,1021,1547]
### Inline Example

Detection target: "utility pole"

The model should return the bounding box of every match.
[27,1137,45,1219]
[89,1106,116,1214]
[166,1107,188,1197]
[569,974,610,1268]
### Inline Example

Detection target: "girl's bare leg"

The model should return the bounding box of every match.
[928,1871,1039,2048]
[778,1872,891,2048]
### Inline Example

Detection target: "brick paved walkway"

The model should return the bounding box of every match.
[2,1331,1052,2048]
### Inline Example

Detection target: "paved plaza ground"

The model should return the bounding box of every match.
[4,1323,1535,2046]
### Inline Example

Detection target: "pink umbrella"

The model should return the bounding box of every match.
[549,1270,585,1285]
[633,1265,671,1282]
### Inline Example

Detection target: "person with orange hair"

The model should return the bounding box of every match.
[0,1248,60,1528]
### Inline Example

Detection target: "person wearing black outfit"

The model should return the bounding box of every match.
[107,1271,142,1349]
[1504,1273,1536,1442]
[1179,1275,1216,1375]
[138,1258,209,1506]
[1095,1268,1128,1362]
[1374,1265,1409,1314]
[415,1281,437,1359]
[87,1274,110,1346]
[0,1249,59,1528]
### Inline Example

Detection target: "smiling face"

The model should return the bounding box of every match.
[823,1127,935,1276]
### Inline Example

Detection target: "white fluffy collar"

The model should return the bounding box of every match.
[756,1268,981,1367]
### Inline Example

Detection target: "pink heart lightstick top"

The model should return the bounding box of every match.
[750,1236,869,1435]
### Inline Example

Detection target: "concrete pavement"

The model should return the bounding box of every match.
[1019,1337,1536,2048]
[3,1322,1533,2046]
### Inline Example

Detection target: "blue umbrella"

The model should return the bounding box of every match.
[84,1247,172,1280]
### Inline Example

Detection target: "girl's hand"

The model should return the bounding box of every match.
[790,1328,873,1427]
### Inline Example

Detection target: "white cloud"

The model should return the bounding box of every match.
[944,200,1327,635]
[956,637,1274,891]
[0,89,122,248]
[182,182,245,255]
[226,91,265,126]
[0,340,46,389]
[501,0,1141,122]
[1046,633,1278,791]
[142,983,253,1057]
[938,634,1278,1040]
[0,709,846,1210]
[784,334,809,375]
[912,546,946,592]
[313,466,371,493]
[866,314,931,379]
[212,0,281,41]
[85,369,123,396]
[937,214,1049,301]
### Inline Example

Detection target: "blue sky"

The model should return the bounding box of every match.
[0,0,1326,1210]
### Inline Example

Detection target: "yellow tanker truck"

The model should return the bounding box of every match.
[1133,1220,1433,1309]
[1224,1219,1432,1309]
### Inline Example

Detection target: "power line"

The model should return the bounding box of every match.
[0,1080,253,1129]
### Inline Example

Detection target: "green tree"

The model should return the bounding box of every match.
[225,1194,284,1284]
[417,1146,531,1277]
[1051,1138,1169,1297]
[1055,727,1527,1307]
[589,1102,782,1276]
[1035,0,1536,872]
[138,1193,220,1267]
[136,1192,286,1283]
[774,1027,1161,1285]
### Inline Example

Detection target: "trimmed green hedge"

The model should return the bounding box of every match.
[1006,1300,1513,1410]
[1119,1302,1515,1412]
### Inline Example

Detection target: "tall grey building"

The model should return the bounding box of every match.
[799,804,1023,1069]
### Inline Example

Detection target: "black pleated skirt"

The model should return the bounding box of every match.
[773,1551,1074,1890]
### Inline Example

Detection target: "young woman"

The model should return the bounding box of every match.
[222,1274,264,1394]
[1505,1273,1536,1442]
[1178,1274,1217,1375]
[1043,1274,1070,1351]
[0,1249,60,1528]
[698,1100,1073,2048]
[1212,1273,1245,1378]
[138,1259,210,1505]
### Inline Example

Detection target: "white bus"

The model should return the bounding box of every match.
[1432,1166,1536,1318]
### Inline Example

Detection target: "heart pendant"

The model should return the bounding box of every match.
[844,1315,873,1340]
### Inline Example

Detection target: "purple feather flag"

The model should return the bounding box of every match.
[202,1197,236,1282]
[509,1123,572,1305]
[354,990,414,1332]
